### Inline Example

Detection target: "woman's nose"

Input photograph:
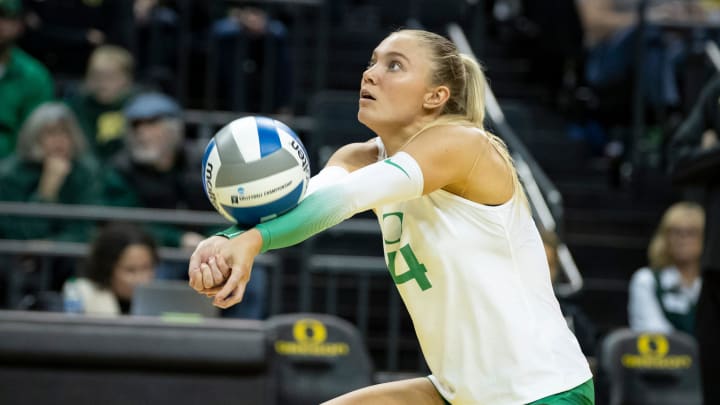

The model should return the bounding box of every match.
[362,67,377,85]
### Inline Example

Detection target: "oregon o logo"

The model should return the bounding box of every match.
[292,319,327,344]
[637,334,669,358]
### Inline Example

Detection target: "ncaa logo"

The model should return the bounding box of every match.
[237,186,245,196]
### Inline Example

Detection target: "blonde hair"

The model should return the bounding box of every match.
[87,45,134,79]
[398,29,526,204]
[648,201,705,269]
[16,102,87,162]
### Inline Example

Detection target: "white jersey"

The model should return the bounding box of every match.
[374,142,591,404]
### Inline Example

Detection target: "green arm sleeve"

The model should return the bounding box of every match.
[255,185,353,253]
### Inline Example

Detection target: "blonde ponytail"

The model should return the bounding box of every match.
[398,29,528,206]
[460,54,486,127]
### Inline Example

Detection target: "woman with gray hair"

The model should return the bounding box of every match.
[0,102,101,241]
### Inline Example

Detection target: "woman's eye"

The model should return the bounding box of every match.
[366,60,376,69]
[388,61,402,71]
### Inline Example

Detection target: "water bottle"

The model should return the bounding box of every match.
[63,277,84,314]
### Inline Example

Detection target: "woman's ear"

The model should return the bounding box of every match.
[423,85,450,110]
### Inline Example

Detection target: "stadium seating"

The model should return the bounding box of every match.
[0,310,272,405]
[0,310,381,405]
[308,90,375,168]
[597,328,702,405]
[266,313,375,404]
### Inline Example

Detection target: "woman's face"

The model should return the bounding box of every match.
[358,32,435,131]
[39,123,73,160]
[111,244,155,301]
[666,217,703,266]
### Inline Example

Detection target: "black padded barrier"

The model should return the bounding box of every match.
[0,311,273,405]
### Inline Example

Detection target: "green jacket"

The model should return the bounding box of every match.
[65,90,132,162]
[0,155,101,242]
[0,47,55,158]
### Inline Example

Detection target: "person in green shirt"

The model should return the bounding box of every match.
[66,45,135,163]
[0,102,100,242]
[0,0,54,159]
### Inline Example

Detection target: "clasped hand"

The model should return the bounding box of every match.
[187,229,263,309]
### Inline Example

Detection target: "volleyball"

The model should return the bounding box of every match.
[202,116,311,226]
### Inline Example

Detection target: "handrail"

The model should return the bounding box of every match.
[447,23,582,296]
[705,40,720,72]
[0,201,229,227]
[0,239,279,267]
[0,201,380,234]
[183,109,316,134]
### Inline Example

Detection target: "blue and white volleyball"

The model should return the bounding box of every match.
[202,116,311,226]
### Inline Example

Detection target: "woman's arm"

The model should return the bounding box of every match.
[191,126,503,306]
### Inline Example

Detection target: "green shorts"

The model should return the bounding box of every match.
[527,379,595,405]
[435,379,594,405]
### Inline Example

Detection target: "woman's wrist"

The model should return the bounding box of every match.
[215,224,245,239]
[245,228,264,256]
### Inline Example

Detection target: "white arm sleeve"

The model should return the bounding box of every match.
[336,151,424,211]
[256,151,424,251]
[306,166,350,196]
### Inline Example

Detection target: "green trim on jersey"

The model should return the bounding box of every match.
[384,158,410,178]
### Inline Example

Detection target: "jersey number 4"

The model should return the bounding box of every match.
[387,244,432,291]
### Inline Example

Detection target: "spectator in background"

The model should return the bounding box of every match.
[572,0,708,160]
[101,91,268,311]
[102,92,209,249]
[542,229,597,356]
[577,0,705,109]
[20,0,131,76]
[628,202,704,335]
[210,3,293,113]
[0,0,54,159]
[131,0,179,93]
[63,222,157,315]
[0,102,99,242]
[668,75,720,405]
[66,45,135,162]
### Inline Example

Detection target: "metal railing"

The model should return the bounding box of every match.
[0,203,283,314]
[705,39,720,72]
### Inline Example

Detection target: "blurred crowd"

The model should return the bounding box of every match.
[0,0,290,318]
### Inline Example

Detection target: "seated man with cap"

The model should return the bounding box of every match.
[102,92,269,318]
[101,92,211,249]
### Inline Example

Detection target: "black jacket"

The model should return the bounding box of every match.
[669,76,720,272]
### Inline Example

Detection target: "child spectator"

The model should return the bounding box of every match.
[66,45,135,162]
